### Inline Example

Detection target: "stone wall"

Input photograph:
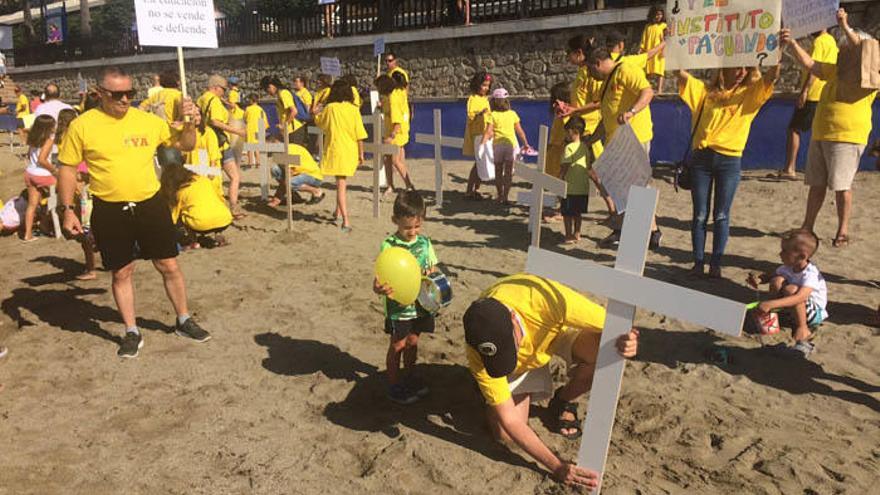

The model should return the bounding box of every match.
[13,4,879,102]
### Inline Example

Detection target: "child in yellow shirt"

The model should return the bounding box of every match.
[559,117,609,244]
[640,5,667,91]
[464,72,492,200]
[243,94,268,168]
[159,148,232,249]
[481,88,531,204]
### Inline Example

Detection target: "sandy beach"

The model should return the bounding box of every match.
[0,146,877,495]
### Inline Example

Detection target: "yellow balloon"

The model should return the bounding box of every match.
[375,247,421,305]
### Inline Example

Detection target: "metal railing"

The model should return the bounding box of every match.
[14,0,652,66]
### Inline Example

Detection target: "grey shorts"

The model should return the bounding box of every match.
[805,140,865,191]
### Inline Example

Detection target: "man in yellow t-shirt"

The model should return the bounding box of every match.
[267,143,325,207]
[463,274,639,489]
[385,52,409,85]
[781,10,877,247]
[198,74,247,216]
[55,66,212,358]
[137,70,183,125]
[780,30,839,178]
[587,46,660,248]
[292,76,315,151]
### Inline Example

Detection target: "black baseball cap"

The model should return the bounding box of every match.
[463,298,517,378]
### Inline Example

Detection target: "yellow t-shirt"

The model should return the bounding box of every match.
[562,141,592,195]
[294,88,313,130]
[276,89,296,134]
[172,175,232,233]
[16,94,30,118]
[383,88,410,146]
[812,64,878,145]
[197,91,230,149]
[388,66,409,84]
[286,144,323,181]
[57,108,172,202]
[316,101,368,177]
[601,62,654,144]
[463,94,490,157]
[137,88,182,125]
[805,33,839,102]
[488,110,520,147]
[466,274,606,406]
[572,66,603,135]
[640,22,667,76]
[244,103,268,144]
[314,87,331,108]
[680,75,774,157]
[227,88,245,121]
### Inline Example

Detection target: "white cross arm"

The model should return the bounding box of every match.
[307,126,322,136]
[515,161,568,197]
[525,246,745,336]
[184,164,223,177]
[363,142,400,155]
[242,142,285,153]
[273,154,302,166]
[414,133,464,148]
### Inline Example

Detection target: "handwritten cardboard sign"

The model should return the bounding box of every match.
[666,0,782,70]
[783,0,838,39]
[374,37,385,57]
[134,0,218,48]
[320,56,342,77]
[593,124,651,213]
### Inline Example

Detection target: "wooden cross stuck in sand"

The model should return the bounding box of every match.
[414,109,464,206]
[514,125,566,247]
[272,135,300,233]
[362,111,399,218]
[525,186,746,494]
[184,150,222,178]
[242,117,285,200]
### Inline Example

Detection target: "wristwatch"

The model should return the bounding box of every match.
[55,204,75,215]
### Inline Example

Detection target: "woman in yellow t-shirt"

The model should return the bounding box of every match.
[376,73,415,196]
[482,88,531,204]
[185,108,224,197]
[464,71,492,200]
[639,6,667,91]
[315,80,368,232]
[311,74,333,115]
[675,64,780,278]
[160,163,233,249]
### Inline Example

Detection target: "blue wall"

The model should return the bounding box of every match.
[262,98,879,171]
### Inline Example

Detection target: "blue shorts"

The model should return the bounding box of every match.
[271,165,322,189]
[222,148,235,163]
[780,298,827,329]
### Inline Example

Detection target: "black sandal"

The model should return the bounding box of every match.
[548,389,582,439]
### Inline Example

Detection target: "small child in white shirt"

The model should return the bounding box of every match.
[747,229,828,358]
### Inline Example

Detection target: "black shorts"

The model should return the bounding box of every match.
[91,193,179,271]
[561,194,589,216]
[16,118,24,129]
[788,101,817,133]
[384,315,435,339]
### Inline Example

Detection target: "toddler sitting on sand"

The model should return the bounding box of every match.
[747,229,828,358]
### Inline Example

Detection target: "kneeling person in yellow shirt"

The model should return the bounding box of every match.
[464,274,639,488]
[267,142,325,208]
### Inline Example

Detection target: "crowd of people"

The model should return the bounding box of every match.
[1,5,877,490]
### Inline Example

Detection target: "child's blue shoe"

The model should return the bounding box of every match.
[388,383,419,405]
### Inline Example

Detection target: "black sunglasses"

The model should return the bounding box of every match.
[98,86,136,101]
[385,57,395,63]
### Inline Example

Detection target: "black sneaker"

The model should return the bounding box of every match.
[117,332,143,358]
[649,229,663,251]
[600,230,621,247]
[388,383,419,405]
[407,376,430,398]
[175,318,211,343]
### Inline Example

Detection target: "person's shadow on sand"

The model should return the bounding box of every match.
[636,328,880,413]
[254,332,541,472]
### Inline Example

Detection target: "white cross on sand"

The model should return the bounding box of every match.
[272,129,301,233]
[414,108,464,206]
[184,150,222,178]
[307,125,324,162]
[525,186,746,494]
[514,125,567,247]
[362,111,400,218]
[242,117,285,201]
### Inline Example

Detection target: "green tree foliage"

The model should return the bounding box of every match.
[255,0,318,19]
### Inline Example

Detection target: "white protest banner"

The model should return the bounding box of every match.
[666,0,782,70]
[593,124,651,213]
[783,0,838,39]
[320,56,342,77]
[134,0,218,49]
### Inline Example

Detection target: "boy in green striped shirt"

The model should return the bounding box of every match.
[373,191,438,404]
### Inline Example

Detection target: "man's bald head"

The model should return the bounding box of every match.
[44,83,60,100]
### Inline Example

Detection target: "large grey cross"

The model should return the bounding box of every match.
[514,125,567,247]
[362,111,400,218]
[414,108,464,206]
[525,186,746,494]
[242,117,285,200]
[272,130,301,232]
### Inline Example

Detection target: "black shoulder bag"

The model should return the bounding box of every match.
[674,97,706,192]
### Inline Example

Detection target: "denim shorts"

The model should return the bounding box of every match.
[221,148,236,163]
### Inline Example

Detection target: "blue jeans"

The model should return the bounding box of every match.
[690,148,741,267]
